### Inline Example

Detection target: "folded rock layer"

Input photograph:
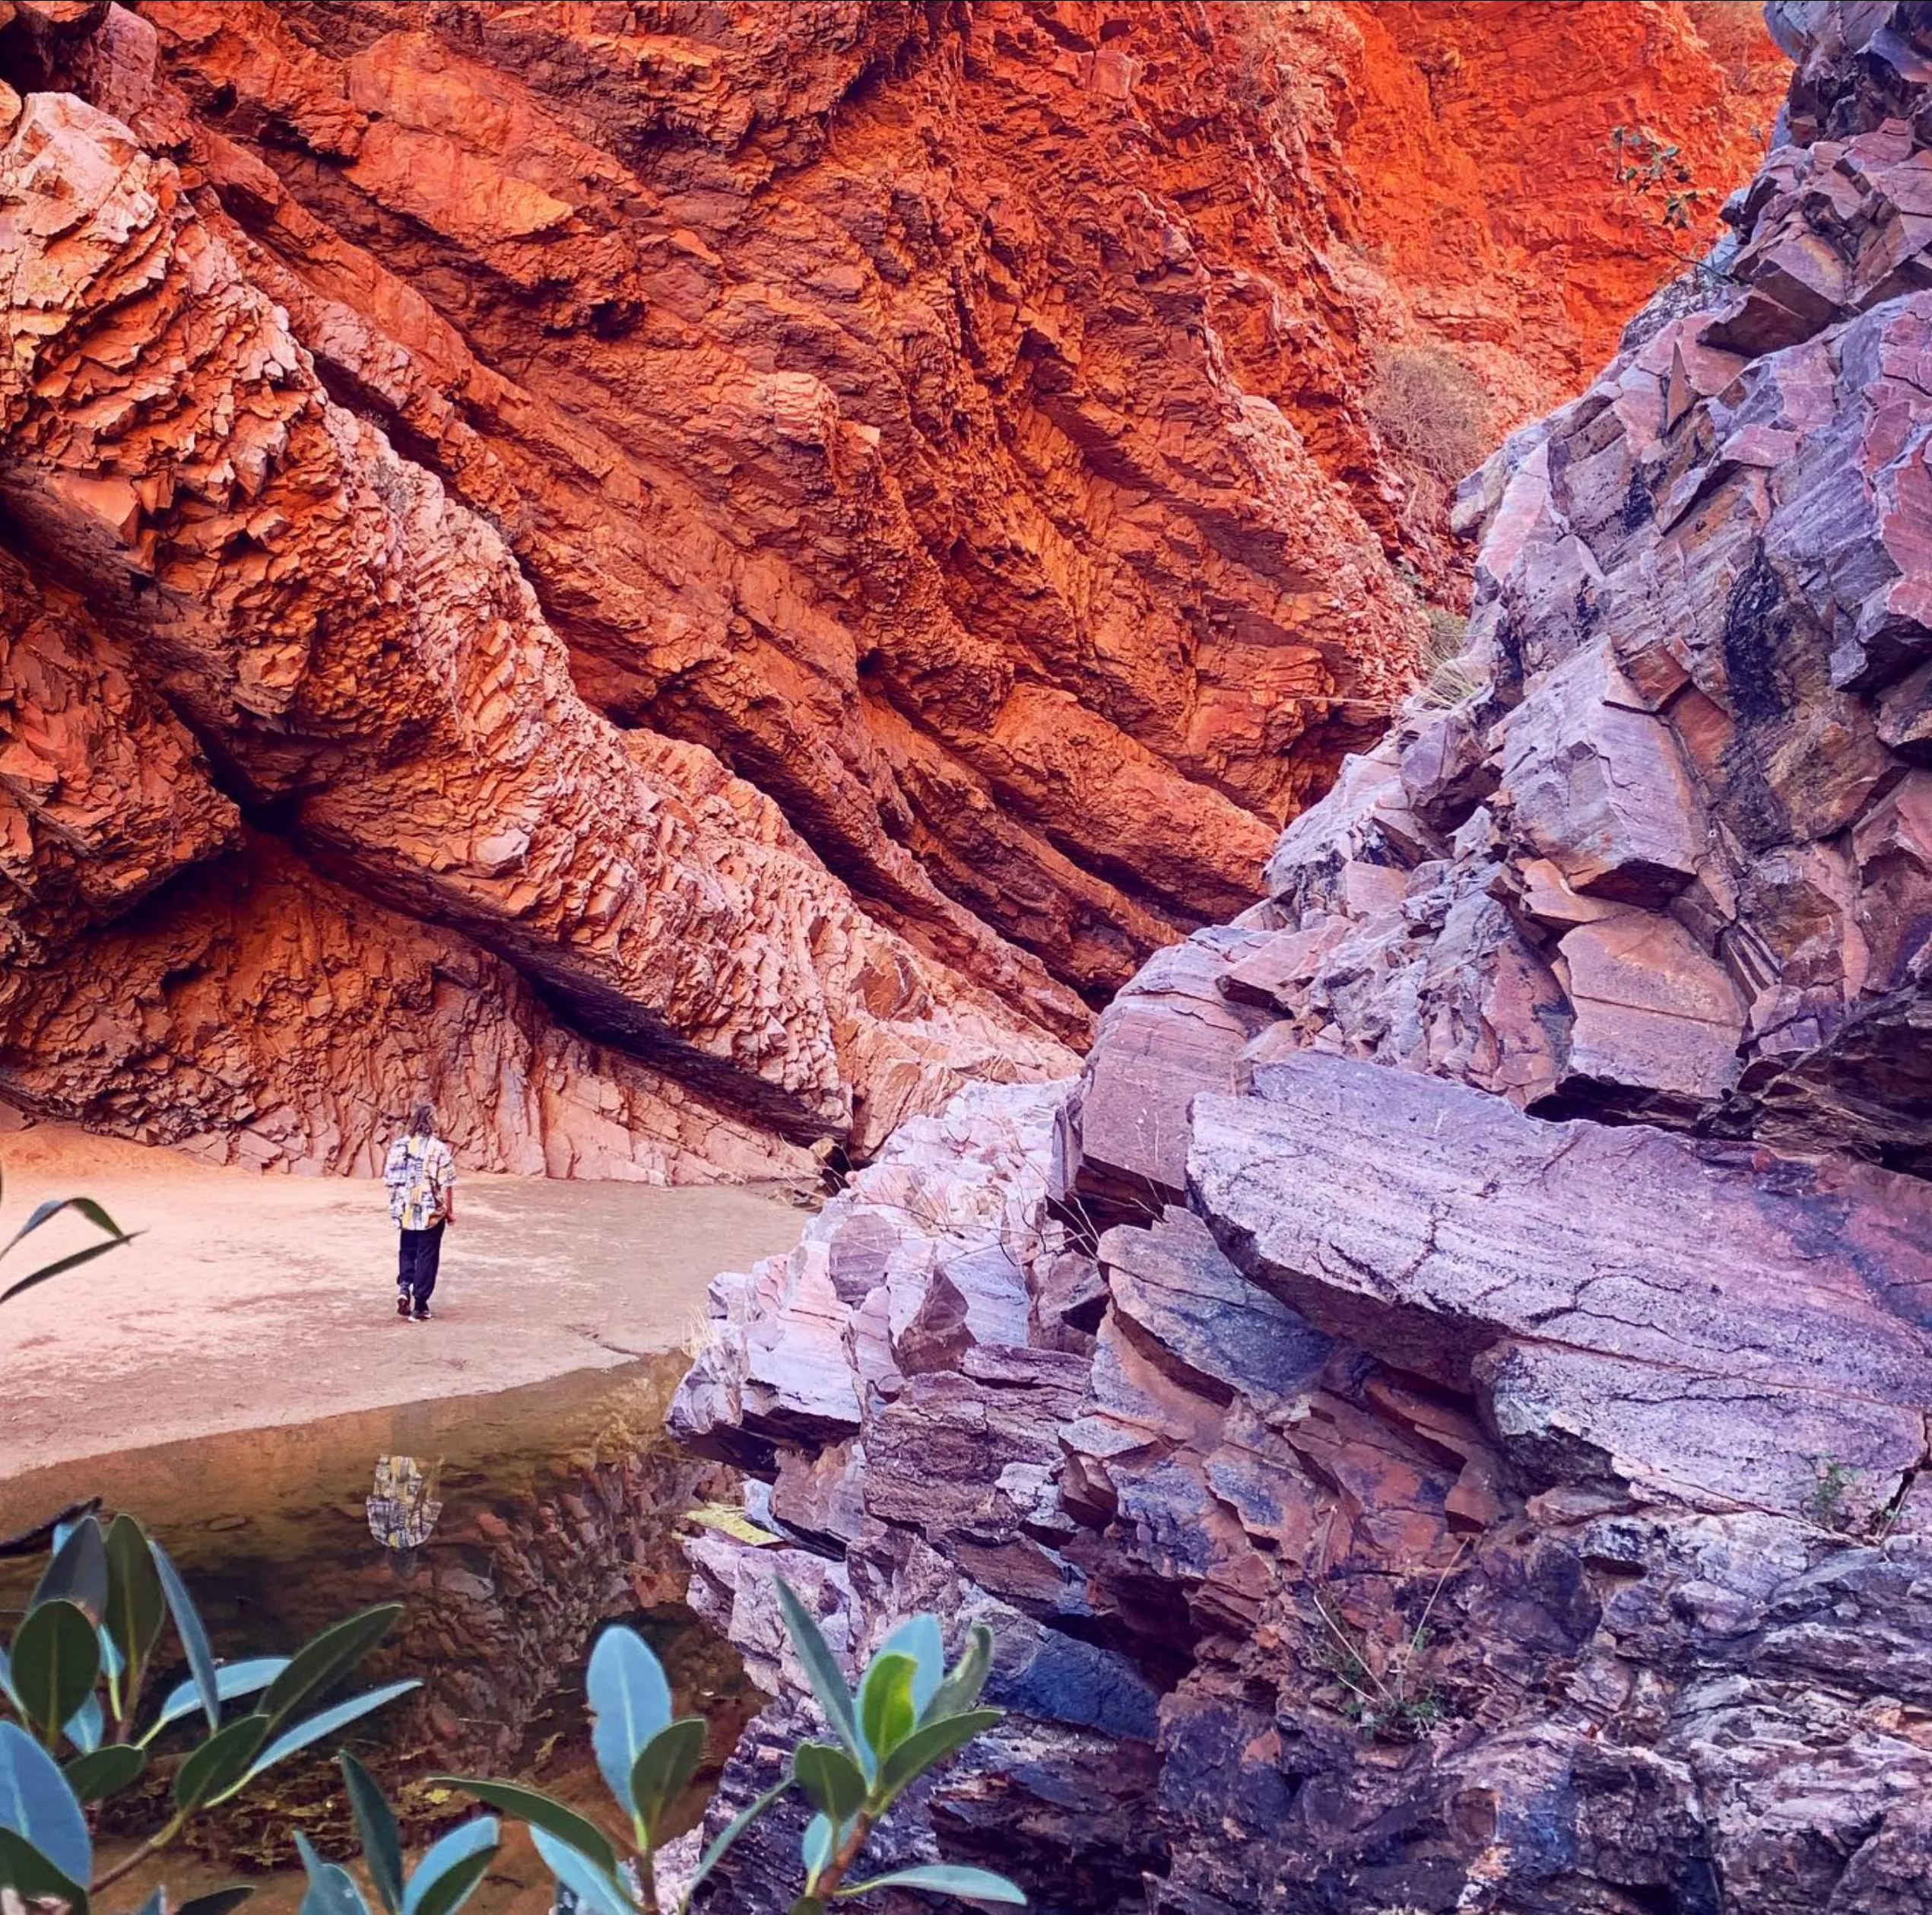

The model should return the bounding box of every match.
[0,0,1773,1172]
[669,8,1932,1908]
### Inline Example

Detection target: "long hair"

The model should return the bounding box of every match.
[409,1101,435,1138]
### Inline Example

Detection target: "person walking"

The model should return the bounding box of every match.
[383,1102,456,1321]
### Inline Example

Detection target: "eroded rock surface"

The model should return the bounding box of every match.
[1210,0,1932,1175]
[671,9,1932,1908]
[0,0,1772,1172]
[674,1053,1932,1910]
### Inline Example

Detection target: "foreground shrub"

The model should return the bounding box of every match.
[0,1515,1023,1915]
[0,1510,416,1909]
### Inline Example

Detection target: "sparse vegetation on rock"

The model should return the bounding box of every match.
[1367,344,1495,486]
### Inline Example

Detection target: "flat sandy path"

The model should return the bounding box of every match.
[0,1125,806,1477]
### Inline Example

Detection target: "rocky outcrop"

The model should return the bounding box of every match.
[676,1059,1932,1911]
[1309,0,1790,437]
[0,831,820,1178]
[670,8,1932,1908]
[1217,17,1932,1175]
[0,0,1774,1173]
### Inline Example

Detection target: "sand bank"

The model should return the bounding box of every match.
[0,1125,804,1477]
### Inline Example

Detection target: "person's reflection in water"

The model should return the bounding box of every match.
[366,1454,443,1577]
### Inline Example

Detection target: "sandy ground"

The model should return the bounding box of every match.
[0,1124,807,1477]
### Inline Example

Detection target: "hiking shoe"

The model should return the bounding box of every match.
[412,1304,433,1322]
[397,1295,412,1320]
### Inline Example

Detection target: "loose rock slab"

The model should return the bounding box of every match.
[1194,1050,1932,1518]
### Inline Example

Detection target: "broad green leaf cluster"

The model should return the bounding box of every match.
[291,1755,499,1915]
[0,1512,416,1913]
[427,1582,1022,1913]
[2,1503,1020,1913]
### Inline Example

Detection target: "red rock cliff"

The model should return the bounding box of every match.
[0,0,1778,1173]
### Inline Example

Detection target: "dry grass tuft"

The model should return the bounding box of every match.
[1369,344,1494,485]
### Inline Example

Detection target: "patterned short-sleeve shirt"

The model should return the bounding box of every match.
[384,1132,455,1231]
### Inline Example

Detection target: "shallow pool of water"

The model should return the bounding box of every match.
[0,1355,761,1873]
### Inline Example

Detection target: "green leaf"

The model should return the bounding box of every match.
[401,1817,498,1915]
[407,1847,495,1915]
[775,1580,859,1759]
[924,1623,995,1724]
[63,1742,146,1803]
[340,1751,404,1915]
[528,1828,630,1915]
[11,1599,101,1742]
[427,1777,617,1875]
[65,1692,103,1756]
[0,1721,91,1887]
[262,1605,402,1733]
[296,1831,372,1915]
[0,1194,137,1307]
[834,1863,1026,1904]
[585,1624,671,1816]
[790,1900,826,1915]
[792,1741,868,1823]
[628,1716,706,1842]
[151,1539,221,1733]
[2,1194,128,1258]
[0,1825,87,1915]
[801,1810,836,1885]
[175,1713,270,1812]
[31,1518,109,1623]
[179,1886,255,1915]
[876,1615,944,1720]
[857,1652,917,1766]
[233,1680,420,1793]
[104,1515,166,1695]
[677,1774,791,1910]
[146,1658,289,1742]
[877,1709,1001,1802]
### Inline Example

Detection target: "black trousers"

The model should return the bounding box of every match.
[397,1223,445,1307]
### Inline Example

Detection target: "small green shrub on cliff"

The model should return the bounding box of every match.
[1224,3,1298,111]
[1608,124,1711,234]
[1804,1456,1861,1533]
[1605,123,1739,291]
[1391,559,1480,710]
[0,1516,1023,1915]
[1309,1546,1468,1743]
[1413,604,1482,709]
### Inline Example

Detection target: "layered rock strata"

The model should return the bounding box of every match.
[671,7,1932,1907]
[0,0,1774,1172]
[676,1062,1932,1911]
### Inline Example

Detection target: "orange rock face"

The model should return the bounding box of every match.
[0,1,1779,1173]
[1333,1,1783,430]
